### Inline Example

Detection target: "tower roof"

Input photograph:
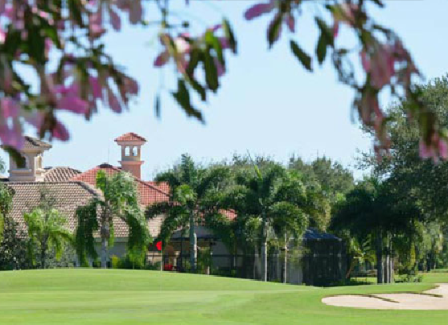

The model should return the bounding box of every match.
[23,136,52,150]
[114,133,147,143]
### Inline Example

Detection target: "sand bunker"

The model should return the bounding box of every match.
[322,283,448,310]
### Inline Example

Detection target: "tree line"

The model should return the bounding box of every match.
[3,75,448,285]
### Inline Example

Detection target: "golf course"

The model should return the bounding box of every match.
[0,269,447,325]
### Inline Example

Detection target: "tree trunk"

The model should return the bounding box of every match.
[388,240,394,283]
[40,240,47,269]
[346,260,356,279]
[384,252,390,283]
[376,233,383,284]
[283,243,288,284]
[100,218,109,269]
[261,218,268,282]
[189,213,197,273]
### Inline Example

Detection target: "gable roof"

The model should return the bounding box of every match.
[114,133,147,143]
[6,179,165,239]
[70,163,169,206]
[43,167,81,182]
[23,136,52,150]
[6,181,103,234]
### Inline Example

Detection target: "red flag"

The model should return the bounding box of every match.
[156,241,162,251]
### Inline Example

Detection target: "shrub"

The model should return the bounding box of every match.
[0,217,31,270]
[111,255,121,269]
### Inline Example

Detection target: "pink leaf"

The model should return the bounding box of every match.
[108,90,122,113]
[52,120,70,141]
[129,0,143,24]
[419,140,432,159]
[124,77,139,95]
[439,139,448,160]
[244,2,276,20]
[109,7,122,31]
[0,98,20,118]
[360,50,370,72]
[57,95,89,114]
[89,77,103,99]
[154,51,170,67]
[285,15,295,33]
[0,120,24,149]
[214,58,225,77]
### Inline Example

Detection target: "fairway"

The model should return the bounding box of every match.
[0,270,447,325]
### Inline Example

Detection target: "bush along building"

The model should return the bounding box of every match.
[1,133,345,285]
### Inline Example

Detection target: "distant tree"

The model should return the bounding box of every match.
[332,177,422,283]
[75,170,151,268]
[0,182,13,243]
[146,154,230,273]
[0,216,30,270]
[363,77,448,223]
[230,164,309,282]
[289,155,354,204]
[24,207,72,269]
[0,183,29,270]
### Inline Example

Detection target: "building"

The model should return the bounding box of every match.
[1,133,345,285]
[2,133,170,265]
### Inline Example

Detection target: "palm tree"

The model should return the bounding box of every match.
[24,208,72,269]
[75,170,151,268]
[231,164,309,282]
[145,154,230,273]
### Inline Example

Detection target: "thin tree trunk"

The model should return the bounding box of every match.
[283,243,288,284]
[384,252,390,283]
[100,218,109,269]
[376,233,383,284]
[40,240,47,269]
[389,240,394,283]
[253,244,259,280]
[189,212,197,273]
[261,218,268,282]
[346,261,356,279]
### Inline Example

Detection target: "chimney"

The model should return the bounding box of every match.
[114,132,147,179]
[4,136,52,182]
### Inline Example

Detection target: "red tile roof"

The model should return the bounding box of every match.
[221,209,237,221]
[114,132,147,142]
[6,181,105,235]
[5,181,162,238]
[71,164,169,206]
[146,181,170,194]
[43,167,81,182]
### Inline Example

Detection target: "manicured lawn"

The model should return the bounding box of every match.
[0,269,447,324]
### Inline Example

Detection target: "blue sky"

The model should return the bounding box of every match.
[2,0,447,180]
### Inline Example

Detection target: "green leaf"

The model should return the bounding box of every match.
[187,77,206,101]
[316,32,328,65]
[205,30,225,66]
[222,18,237,54]
[204,48,219,92]
[186,49,201,77]
[172,79,203,121]
[290,40,312,72]
[96,170,107,193]
[315,17,334,47]
[268,14,282,48]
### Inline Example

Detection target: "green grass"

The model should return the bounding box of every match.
[0,269,447,324]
